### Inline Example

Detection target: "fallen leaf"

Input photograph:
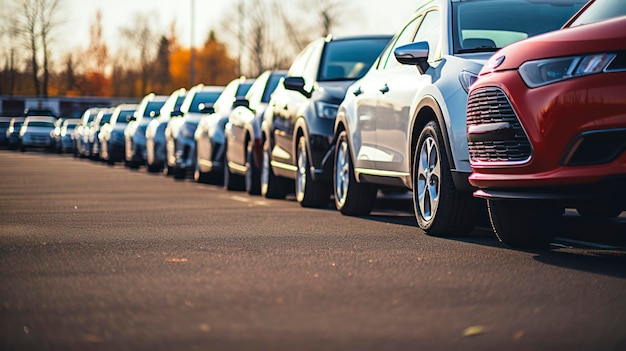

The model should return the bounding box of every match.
[83,334,103,343]
[199,324,211,332]
[165,258,188,263]
[462,325,490,337]
[514,330,525,340]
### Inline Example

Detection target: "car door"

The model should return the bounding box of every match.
[374,9,442,174]
[270,42,319,172]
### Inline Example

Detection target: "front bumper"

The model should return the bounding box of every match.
[468,70,626,193]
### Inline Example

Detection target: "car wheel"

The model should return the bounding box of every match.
[173,166,186,180]
[576,203,623,218]
[245,144,261,195]
[163,162,172,176]
[261,138,289,199]
[488,199,560,248]
[413,121,475,236]
[296,136,330,208]
[194,163,213,184]
[224,154,245,191]
[334,130,377,215]
[147,163,160,173]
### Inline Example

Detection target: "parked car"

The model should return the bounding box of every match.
[195,76,254,187]
[224,70,286,194]
[0,116,15,146]
[54,118,81,154]
[88,108,114,160]
[19,116,57,151]
[466,0,626,248]
[332,0,584,236]
[145,88,187,173]
[6,117,26,150]
[100,104,138,165]
[124,93,168,169]
[261,35,391,206]
[75,107,102,157]
[167,84,224,179]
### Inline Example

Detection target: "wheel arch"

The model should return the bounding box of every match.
[409,96,455,185]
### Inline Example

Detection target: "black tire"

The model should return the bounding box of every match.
[488,199,561,248]
[413,121,475,236]
[296,136,330,208]
[173,166,186,180]
[576,203,623,219]
[194,167,211,184]
[261,138,289,199]
[224,155,245,191]
[245,144,261,195]
[334,130,377,215]
[147,162,162,173]
[163,162,173,176]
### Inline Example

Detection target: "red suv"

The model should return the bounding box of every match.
[466,0,626,248]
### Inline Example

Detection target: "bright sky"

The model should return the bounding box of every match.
[61,0,416,51]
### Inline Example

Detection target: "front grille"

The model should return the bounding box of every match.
[466,87,532,164]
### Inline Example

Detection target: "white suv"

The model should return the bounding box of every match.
[333,0,584,236]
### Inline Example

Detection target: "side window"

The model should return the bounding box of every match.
[303,42,323,82]
[414,10,441,62]
[288,44,315,77]
[379,15,422,70]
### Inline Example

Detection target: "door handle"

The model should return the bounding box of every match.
[379,84,389,94]
[353,86,363,96]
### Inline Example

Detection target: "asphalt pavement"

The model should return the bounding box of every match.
[1,150,625,351]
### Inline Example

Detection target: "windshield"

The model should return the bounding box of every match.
[188,91,222,113]
[99,113,112,125]
[27,121,54,128]
[115,110,135,125]
[145,101,166,117]
[262,73,285,103]
[320,37,390,81]
[568,0,626,27]
[453,0,585,53]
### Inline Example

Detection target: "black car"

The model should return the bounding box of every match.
[261,35,391,207]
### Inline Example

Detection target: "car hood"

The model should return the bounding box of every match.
[314,80,355,104]
[483,16,626,73]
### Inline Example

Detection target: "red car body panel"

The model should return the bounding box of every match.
[467,16,626,196]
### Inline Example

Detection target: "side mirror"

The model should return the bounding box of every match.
[394,41,431,75]
[150,110,160,118]
[233,98,249,109]
[283,76,310,98]
[127,115,136,122]
[199,103,215,114]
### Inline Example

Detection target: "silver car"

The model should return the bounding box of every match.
[19,116,57,151]
[333,0,584,236]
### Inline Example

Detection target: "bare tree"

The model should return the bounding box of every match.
[12,0,62,97]
[18,0,40,95]
[86,10,108,74]
[219,0,295,77]
[120,12,158,95]
[0,1,22,95]
[38,0,62,97]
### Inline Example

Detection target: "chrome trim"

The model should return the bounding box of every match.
[467,86,533,167]
[271,160,298,172]
[228,161,247,173]
[355,167,409,178]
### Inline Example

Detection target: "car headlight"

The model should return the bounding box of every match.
[315,101,339,119]
[519,53,616,88]
[459,71,478,93]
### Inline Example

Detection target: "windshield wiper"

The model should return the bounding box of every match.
[457,47,500,54]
